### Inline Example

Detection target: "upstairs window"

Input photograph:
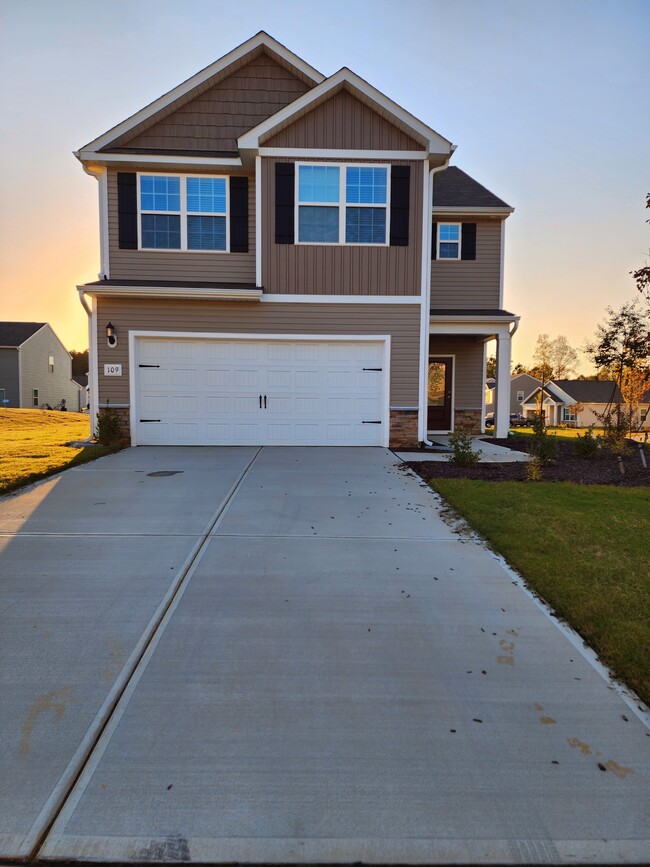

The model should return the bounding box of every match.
[48,355,55,373]
[516,390,525,402]
[438,223,461,259]
[139,174,228,251]
[296,164,389,245]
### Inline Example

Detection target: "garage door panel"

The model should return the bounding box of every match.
[135,338,386,446]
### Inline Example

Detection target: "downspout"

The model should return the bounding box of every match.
[418,157,451,445]
[78,288,98,438]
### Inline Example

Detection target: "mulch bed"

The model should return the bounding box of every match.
[406,435,650,487]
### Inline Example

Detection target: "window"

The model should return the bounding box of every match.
[297,163,389,245]
[48,355,55,373]
[139,174,228,251]
[517,390,525,402]
[562,406,576,423]
[33,389,39,407]
[438,223,461,259]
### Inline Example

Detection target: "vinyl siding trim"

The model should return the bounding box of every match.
[260,148,428,160]
[261,294,420,303]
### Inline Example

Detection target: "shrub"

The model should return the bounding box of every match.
[526,456,543,481]
[447,431,481,468]
[529,415,558,464]
[95,402,122,446]
[574,426,601,458]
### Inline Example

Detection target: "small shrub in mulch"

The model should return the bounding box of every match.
[408,435,649,487]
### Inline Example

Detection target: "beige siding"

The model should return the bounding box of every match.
[113,52,311,153]
[431,220,502,309]
[264,89,422,150]
[430,336,484,409]
[107,169,256,283]
[19,326,82,410]
[96,298,420,407]
[262,158,423,295]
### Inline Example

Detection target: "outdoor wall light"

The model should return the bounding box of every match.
[106,322,117,348]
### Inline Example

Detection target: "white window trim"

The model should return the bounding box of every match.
[137,172,230,253]
[562,406,577,422]
[295,162,391,247]
[437,222,461,260]
[517,390,525,402]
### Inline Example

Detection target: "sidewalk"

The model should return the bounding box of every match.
[396,435,530,463]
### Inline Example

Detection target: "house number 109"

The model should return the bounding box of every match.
[104,364,122,376]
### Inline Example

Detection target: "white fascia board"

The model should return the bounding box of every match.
[18,324,48,349]
[432,206,514,216]
[259,148,427,160]
[238,68,453,155]
[78,32,325,154]
[81,286,262,302]
[260,294,420,304]
[76,152,243,169]
[429,320,517,338]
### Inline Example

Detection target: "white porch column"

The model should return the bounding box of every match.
[495,332,511,438]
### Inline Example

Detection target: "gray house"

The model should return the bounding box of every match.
[0,322,83,411]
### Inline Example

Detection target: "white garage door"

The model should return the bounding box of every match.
[134,336,387,446]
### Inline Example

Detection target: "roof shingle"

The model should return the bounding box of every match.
[433,166,511,210]
[0,322,46,347]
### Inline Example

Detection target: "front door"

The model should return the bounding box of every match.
[427,357,452,430]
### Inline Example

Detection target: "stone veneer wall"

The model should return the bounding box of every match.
[454,408,482,434]
[389,410,419,449]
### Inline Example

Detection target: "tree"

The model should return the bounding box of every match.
[512,362,527,375]
[533,334,554,382]
[630,193,650,307]
[70,349,89,377]
[486,355,497,378]
[550,335,579,378]
[585,301,650,436]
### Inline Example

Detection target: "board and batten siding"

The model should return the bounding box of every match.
[262,158,423,295]
[263,89,422,150]
[95,298,420,407]
[107,169,256,283]
[431,220,502,309]
[430,336,484,409]
[111,52,312,153]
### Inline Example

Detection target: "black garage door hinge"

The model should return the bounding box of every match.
[362,420,382,424]
[139,364,160,368]
[362,367,383,371]
[140,419,161,423]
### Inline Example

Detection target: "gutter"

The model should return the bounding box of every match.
[77,289,98,436]
[419,159,450,446]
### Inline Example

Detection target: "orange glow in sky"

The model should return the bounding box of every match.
[1,0,648,371]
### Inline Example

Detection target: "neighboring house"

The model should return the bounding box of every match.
[521,379,625,427]
[75,32,517,447]
[510,372,541,415]
[0,322,83,410]
[72,373,90,410]
[485,377,495,409]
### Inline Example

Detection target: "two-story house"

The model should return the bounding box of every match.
[76,32,517,448]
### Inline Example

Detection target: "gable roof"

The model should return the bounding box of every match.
[0,322,46,347]
[239,68,453,158]
[77,32,324,157]
[553,379,623,404]
[433,167,512,212]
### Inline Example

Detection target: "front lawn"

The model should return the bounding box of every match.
[428,479,650,706]
[0,409,115,494]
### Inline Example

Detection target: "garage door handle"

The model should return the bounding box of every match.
[362,368,383,371]
[139,364,160,368]
[264,395,267,409]
[259,394,262,409]
[140,419,161,423]
[362,420,382,424]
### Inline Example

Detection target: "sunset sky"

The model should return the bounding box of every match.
[1,0,648,372]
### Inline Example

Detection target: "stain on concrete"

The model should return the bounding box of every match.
[497,655,514,666]
[604,760,634,779]
[567,737,592,755]
[539,716,557,725]
[135,835,191,861]
[21,686,73,755]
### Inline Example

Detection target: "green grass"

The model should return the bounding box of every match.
[0,409,118,495]
[486,426,607,439]
[429,478,650,705]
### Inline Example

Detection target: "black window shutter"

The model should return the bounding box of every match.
[275,162,295,244]
[431,222,437,260]
[461,222,477,260]
[117,172,138,250]
[389,165,410,246]
[229,176,248,253]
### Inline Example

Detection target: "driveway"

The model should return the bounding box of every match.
[0,447,647,864]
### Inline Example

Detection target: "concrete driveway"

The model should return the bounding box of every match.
[0,447,647,864]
